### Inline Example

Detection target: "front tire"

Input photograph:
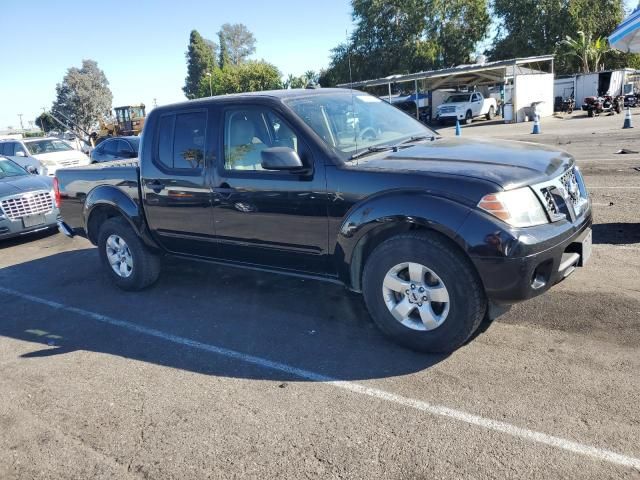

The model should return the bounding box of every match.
[98,217,161,291]
[464,110,473,125]
[362,232,486,353]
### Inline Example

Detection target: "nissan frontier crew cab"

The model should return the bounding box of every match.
[55,89,592,353]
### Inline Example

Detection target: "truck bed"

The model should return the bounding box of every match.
[56,159,142,237]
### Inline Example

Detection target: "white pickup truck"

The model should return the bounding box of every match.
[435,92,498,125]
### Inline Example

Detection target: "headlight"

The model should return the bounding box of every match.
[478,187,549,227]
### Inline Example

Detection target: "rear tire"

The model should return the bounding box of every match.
[97,217,161,291]
[486,106,495,120]
[362,232,486,353]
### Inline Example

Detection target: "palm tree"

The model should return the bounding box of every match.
[284,73,296,89]
[591,37,610,72]
[304,70,318,83]
[560,31,593,73]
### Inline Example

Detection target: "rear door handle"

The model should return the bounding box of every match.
[146,180,165,193]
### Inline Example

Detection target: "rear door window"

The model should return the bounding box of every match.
[155,111,206,171]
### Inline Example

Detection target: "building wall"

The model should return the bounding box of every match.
[514,73,554,122]
[554,78,575,99]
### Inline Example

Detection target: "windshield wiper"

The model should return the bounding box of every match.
[400,134,438,144]
[348,145,398,161]
[347,135,438,161]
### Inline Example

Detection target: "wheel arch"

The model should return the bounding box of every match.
[83,185,155,248]
[334,192,477,292]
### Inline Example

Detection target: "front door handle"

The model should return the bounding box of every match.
[146,180,165,193]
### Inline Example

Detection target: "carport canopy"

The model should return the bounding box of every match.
[337,55,554,91]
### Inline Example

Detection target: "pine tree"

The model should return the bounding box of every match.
[218,35,230,69]
[183,30,215,99]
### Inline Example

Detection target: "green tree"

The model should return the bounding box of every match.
[489,0,633,73]
[51,59,112,132]
[218,23,256,66]
[35,112,57,133]
[320,0,490,86]
[209,61,282,95]
[183,30,216,99]
[560,31,594,72]
[218,35,230,69]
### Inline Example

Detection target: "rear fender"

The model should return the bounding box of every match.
[333,191,472,290]
[83,185,157,248]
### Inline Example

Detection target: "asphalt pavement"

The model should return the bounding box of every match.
[0,110,639,479]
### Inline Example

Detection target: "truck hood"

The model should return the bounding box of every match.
[346,137,574,189]
[0,174,53,197]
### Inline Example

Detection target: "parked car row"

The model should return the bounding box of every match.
[0,135,141,177]
[0,137,90,176]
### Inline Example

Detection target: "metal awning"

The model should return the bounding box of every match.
[337,55,555,90]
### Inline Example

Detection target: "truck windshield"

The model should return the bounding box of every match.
[284,92,436,161]
[445,95,471,103]
[0,159,27,177]
[25,139,73,155]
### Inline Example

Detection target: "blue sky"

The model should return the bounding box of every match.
[0,0,353,129]
[1,0,638,130]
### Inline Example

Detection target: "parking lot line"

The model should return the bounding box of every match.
[587,186,640,189]
[1,285,639,470]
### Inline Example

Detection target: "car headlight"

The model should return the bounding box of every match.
[478,187,549,227]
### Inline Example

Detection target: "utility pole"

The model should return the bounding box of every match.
[18,114,24,131]
[153,98,158,108]
[205,72,213,97]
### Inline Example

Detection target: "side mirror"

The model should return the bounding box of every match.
[261,147,304,171]
[26,166,38,175]
[15,151,27,157]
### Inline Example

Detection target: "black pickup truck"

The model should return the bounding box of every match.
[56,88,592,352]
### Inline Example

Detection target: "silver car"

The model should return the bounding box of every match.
[0,156,60,240]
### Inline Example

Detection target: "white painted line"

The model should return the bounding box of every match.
[1,285,639,470]
[588,186,640,189]
[593,244,640,250]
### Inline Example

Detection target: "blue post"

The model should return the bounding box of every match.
[455,119,462,136]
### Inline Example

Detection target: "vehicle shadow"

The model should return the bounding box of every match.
[592,222,640,245]
[0,249,474,382]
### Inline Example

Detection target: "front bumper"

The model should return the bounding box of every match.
[459,210,593,304]
[0,210,60,240]
[436,112,465,121]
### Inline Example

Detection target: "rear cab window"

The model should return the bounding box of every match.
[155,110,207,172]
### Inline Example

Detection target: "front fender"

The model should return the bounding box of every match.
[333,191,473,290]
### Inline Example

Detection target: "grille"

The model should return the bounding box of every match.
[560,168,581,208]
[59,159,81,167]
[534,166,589,221]
[541,188,559,215]
[439,106,456,114]
[1,191,54,220]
